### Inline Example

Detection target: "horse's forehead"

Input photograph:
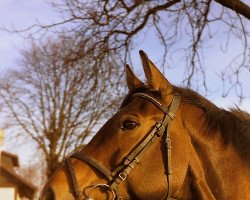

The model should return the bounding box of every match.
[121,96,162,116]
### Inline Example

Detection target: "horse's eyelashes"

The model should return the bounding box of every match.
[122,119,139,131]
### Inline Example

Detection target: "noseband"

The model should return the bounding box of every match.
[65,92,180,200]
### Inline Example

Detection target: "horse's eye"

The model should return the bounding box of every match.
[122,120,139,131]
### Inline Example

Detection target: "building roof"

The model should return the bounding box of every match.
[0,151,37,199]
[1,151,19,167]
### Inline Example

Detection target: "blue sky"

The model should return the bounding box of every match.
[0,0,250,165]
[0,0,59,70]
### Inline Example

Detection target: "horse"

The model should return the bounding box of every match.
[40,50,250,200]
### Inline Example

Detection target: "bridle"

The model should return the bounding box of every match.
[65,92,181,200]
[65,92,180,199]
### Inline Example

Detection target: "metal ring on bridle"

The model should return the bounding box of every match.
[86,184,116,200]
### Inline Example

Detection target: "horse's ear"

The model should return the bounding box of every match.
[139,50,173,95]
[126,64,145,91]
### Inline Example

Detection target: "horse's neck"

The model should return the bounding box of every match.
[184,110,250,199]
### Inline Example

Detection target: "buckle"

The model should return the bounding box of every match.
[118,171,128,180]
[155,121,162,129]
[165,139,172,149]
[155,121,165,136]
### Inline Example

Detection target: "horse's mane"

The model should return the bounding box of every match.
[174,87,250,163]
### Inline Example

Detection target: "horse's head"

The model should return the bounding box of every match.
[40,51,191,200]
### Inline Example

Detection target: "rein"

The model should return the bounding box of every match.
[65,92,181,200]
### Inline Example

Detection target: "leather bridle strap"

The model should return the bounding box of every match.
[65,157,84,200]
[109,93,175,188]
[121,93,180,200]
[162,94,180,200]
[65,93,180,200]
[65,152,122,199]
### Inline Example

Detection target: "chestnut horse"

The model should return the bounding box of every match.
[40,51,250,200]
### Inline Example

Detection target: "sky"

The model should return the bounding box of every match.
[0,1,250,165]
[0,0,59,70]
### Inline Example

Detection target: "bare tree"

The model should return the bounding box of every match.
[16,161,45,189]
[9,0,250,100]
[0,36,124,177]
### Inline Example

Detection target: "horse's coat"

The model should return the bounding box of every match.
[40,51,250,200]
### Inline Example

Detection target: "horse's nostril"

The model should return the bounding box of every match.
[41,187,55,200]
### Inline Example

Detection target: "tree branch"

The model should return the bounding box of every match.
[215,0,250,19]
